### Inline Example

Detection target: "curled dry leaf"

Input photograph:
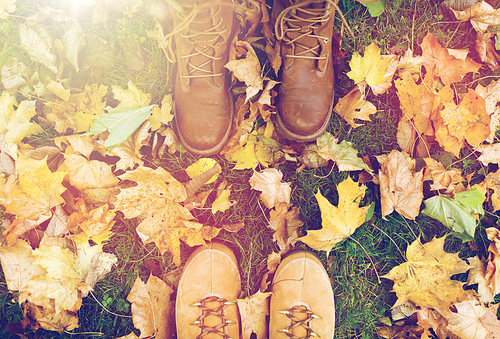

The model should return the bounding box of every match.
[110,120,151,171]
[333,86,376,128]
[237,291,272,339]
[127,274,174,339]
[475,31,500,72]
[268,202,303,251]
[417,308,459,339]
[315,132,370,172]
[379,150,424,220]
[485,227,500,299]
[423,157,463,193]
[249,168,291,209]
[225,41,263,102]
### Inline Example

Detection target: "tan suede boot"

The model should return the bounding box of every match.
[166,0,235,155]
[176,242,242,339]
[271,0,339,142]
[269,251,335,339]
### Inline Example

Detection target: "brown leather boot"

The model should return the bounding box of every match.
[167,0,235,155]
[269,251,335,339]
[272,0,338,142]
[176,242,242,339]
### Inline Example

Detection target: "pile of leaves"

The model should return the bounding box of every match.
[1,0,500,338]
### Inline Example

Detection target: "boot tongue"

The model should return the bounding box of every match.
[289,0,327,27]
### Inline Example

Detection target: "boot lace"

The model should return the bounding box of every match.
[190,295,237,339]
[275,0,338,61]
[277,305,322,339]
[165,1,233,79]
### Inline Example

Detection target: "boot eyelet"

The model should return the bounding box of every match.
[324,37,329,43]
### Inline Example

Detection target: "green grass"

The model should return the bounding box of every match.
[1,0,498,338]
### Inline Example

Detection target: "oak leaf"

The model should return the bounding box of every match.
[249,168,291,209]
[127,274,174,339]
[379,150,424,220]
[237,291,272,339]
[452,0,500,32]
[382,236,470,309]
[298,176,370,257]
[333,86,376,128]
[420,32,482,85]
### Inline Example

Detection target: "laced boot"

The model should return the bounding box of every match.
[166,0,235,155]
[272,0,339,142]
[269,251,335,339]
[176,242,242,339]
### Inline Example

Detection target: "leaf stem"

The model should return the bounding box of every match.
[371,222,407,261]
[348,235,381,283]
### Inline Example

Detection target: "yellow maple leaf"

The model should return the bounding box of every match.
[211,189,234,214]
[333,86,376,128]
[452,1,500,32]
[61,153,119,191]
[185,158,221,185]
[347,43,393,89]
[249,168,291,209]
[298,176,370,257]
[149,94,174,131]
[2,155,66,245]
[113,80,151,107]
[0,92,42,159]
[382,236,470,309]
[110,121,151,171]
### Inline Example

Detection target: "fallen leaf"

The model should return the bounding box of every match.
[467,256,496,303]
[211,189,234,214]
[442,298,500,339]
[376,325,424,339]
[0,92,42,159]
[478,143,500,165]
[45,205,69,237]
[346,43,393,90]
[185,158,221,185]
[382,236,470,309]
[298,176,370,257]
[424,157,463,193]
[1,57,29,91]
[237,291,272,339]
[420,32,482,85]
[86,105,154,152]
[475,31,500,72]
[422,189,485,241]
[452,0,500,32]
[379,150,424,220]
[19,24,57,74]
[268,202,304,250]
[110,121,151,171]
[0,151,15,175]
[113,80,151,107]
[62,26,86,72]
[0,0,16,18]
[397,48,426,77]
[127,274,174,339]
[417,308,459,339]
[315,132,371,172]
[333,86,377,128]
[149,94,174,131]
[249,168,291,209]
[225,41,263,102]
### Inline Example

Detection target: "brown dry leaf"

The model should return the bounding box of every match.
[77,203,115,240]
[110,121,151,171]
[113,80,151,107]
[333,86,377,128]
[417,308,459,339]
[379,150,424,220]
[237,291,272,339]
[452,0,500,32]
[423,157,463,193]
[250,78,279,121]
[2,154,66,245]
[475,79,500,141]
[376,325,424,339]
[61,153,119,191]
[435,88,490,157]
[221,222,245,233]
[225,41,263,102]
[467,256,496,303]
[45,205,69,237]
[382,236,470,309]
[298,177,370,257]
[268,202,304,251]
[485,227,500,299]
[475,31,500,72]
[478,143,500,165]
[127,274,174,339]
[442,297,500,339]
[397,48,426,77]
[480,168,500,211]
[420,32,482,85]
[249,168,291,209]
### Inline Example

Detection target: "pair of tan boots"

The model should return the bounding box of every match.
[176,242,335,339]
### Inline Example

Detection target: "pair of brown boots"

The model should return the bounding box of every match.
[176,242,335,339]
[168,0,339,155]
